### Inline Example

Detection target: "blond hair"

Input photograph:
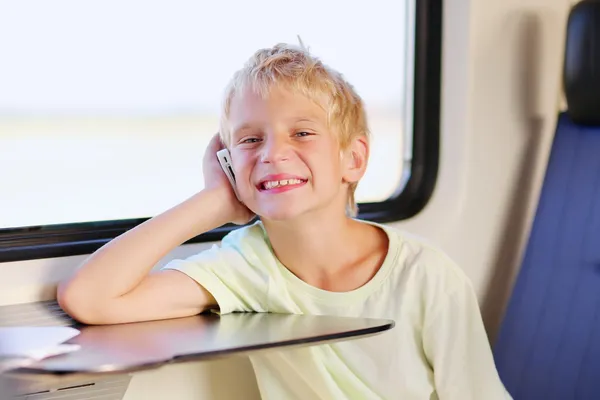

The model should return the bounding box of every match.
[219,42,369,217]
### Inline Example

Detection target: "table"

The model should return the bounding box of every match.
[9,312,394,377]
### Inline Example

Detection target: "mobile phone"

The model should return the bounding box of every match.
[216,149,242,201]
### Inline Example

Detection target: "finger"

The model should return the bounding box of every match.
[207,133,225,152]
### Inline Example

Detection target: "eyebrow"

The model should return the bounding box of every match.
[231,123,256,137]
[292,118,318,124]
[287,117,326,128]
[231,117,322,137]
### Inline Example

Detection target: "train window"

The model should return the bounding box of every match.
[0,0,440,262]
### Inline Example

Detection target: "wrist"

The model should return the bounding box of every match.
[187,187,232,228]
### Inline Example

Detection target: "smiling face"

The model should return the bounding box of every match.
[226,86,361,222]
[218,43,371,218]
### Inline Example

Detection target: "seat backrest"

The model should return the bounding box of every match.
[494,1,600,399]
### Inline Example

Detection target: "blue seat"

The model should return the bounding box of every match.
[494,1,600,399]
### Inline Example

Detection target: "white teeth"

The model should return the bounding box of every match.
[263,178,303,190]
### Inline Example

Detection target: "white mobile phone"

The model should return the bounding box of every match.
[216,149,242,201]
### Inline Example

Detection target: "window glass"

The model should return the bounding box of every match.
[0,0,412,229]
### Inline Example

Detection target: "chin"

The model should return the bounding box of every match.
[250,200,312,222]
[256,208,305,222]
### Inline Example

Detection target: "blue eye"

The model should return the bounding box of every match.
[242,137,261,143]
[296,131,311,137]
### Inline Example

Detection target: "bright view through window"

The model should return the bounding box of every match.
[0,1,415,229]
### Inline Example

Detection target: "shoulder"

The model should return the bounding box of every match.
[161,221,274,314]
[164,220,273,272]
[219,220,273,256]
[377,225,483,328]
[376,223,474,297]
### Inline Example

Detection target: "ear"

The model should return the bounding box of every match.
[341,135,369,184]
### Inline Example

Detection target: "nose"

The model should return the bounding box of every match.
[260,134,290,163]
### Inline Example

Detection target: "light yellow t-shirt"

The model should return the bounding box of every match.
[162,220,511,400]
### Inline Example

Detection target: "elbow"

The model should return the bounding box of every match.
[56,281,88,324]
[56,280,109,325]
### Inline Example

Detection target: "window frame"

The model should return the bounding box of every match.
[0,0,441,263]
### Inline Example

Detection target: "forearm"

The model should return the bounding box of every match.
[58,188,229,302]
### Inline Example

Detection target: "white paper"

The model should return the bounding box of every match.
[0,326,80,360]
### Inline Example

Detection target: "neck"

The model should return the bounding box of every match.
[261,211,387,291]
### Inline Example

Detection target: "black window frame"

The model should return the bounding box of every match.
[0,0,441,263]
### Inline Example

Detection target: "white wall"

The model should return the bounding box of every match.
[0,0,573,398]
[405,0,571,341]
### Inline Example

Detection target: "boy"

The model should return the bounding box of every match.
[57,43,511,399]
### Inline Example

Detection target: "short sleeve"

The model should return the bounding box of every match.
[422,271,512,400]
[161,241,270,315]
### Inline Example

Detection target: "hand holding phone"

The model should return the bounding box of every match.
[216,149,242,202]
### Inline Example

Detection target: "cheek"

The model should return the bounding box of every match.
[309,155,343,185]
[231,155,255,188]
